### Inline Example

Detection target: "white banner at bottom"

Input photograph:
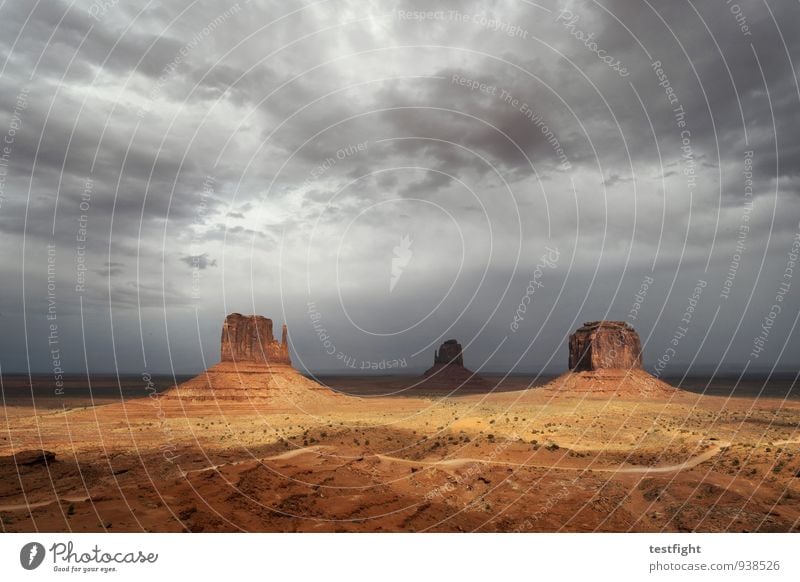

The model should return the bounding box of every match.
[1,533,796,581]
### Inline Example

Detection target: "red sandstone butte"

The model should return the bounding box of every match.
[423,339,488,387]
[542,321,674,396]
[221,313,290,365]
[568,321,642,371]
[431,339,464,368]
[165,313,339,403]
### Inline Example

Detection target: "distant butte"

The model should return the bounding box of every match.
[542,321,675,396]
[430,339,465,369]
[422,339,489,388]
[164,314,340,404]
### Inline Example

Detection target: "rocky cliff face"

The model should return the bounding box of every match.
[220,313,291,365]
[568,321,642,371]
[433,339,464,367]
[422,339,488,387]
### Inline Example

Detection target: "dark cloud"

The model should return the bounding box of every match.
[95,261,125,276]
[179,253,217,269]
[602,173,631,187]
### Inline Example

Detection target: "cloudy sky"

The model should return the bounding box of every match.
[0,0,798,379]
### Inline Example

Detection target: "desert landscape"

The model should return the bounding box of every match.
[3,5,800,581]
[1,314,798,533]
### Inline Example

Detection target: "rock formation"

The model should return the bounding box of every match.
[422,339,488,388]
[568,321,642,371]
[221,313,290,365]
[541,321,675,397]
[164,313,339,405]
[432,339,464,368]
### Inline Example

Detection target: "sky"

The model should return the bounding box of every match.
[0,0,798,378]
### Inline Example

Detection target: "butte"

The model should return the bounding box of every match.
[420,339,489,389]
[164,313,341,407]
[541,321,676,396]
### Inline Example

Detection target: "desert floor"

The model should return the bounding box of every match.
[1,373,799,532]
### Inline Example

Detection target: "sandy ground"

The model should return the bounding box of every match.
[1,372,799,532]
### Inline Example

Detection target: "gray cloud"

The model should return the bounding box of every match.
[179,253,217,269]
